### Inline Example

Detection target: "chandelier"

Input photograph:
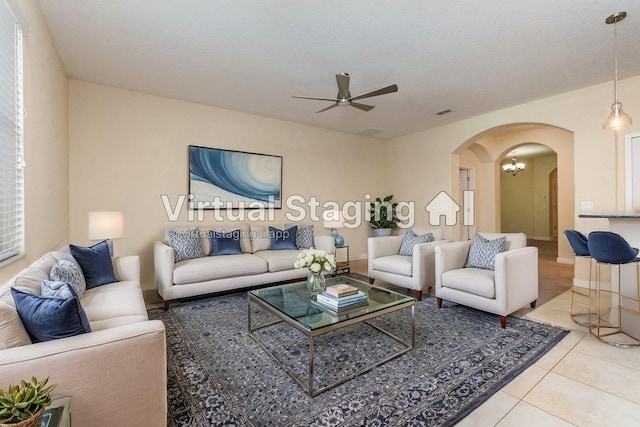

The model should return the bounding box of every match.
[503,157,526,176]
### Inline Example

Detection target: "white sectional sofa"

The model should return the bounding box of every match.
[154,224,335,310]
[0,248,167,427]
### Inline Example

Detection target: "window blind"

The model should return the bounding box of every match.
[0,0,23,263]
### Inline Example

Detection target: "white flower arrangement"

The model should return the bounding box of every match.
[294,248,336,274]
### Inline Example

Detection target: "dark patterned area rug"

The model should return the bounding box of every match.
[149,277,568,426]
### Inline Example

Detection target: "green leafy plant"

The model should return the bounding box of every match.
[0,377,56,424]
[368,195,399,229]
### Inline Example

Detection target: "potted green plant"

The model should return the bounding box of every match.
[369,195,399,237]
[0,377,56,427]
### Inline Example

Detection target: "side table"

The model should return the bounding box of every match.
[42,396,71,427]
[333,245,350,275]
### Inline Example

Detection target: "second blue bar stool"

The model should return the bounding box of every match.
[587,231,640,347]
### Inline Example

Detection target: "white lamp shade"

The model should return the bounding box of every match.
[89,211,124,240]
[322,210,345,229]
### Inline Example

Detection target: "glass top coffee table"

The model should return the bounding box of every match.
[248,275,415,396]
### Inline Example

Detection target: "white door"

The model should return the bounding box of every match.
[459,168,476,240]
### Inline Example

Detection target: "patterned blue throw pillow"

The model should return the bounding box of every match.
[50,252,86,298]
[168,228,204,262]
[398,229,434,256]
[41,281,75,300]
[465,234,507,270]
[296,224,314,249]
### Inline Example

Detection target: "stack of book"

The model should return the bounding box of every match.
[316,284,369,312]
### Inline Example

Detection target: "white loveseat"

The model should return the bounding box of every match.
[154,224,335,310]
[367,228,448,300]
[0,249,167,426]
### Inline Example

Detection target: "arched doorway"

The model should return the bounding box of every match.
[451,123,574,262]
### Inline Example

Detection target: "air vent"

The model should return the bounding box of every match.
[435,109,453,116]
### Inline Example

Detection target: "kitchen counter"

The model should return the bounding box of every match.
[579,212,640,247]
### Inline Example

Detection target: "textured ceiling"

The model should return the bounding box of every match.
[38,1,640,139]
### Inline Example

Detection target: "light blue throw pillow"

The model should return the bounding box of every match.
[398,229,433,256]
[41,281,75,299]
[465,234,507,270]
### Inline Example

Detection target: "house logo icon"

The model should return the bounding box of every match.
[425,191,460,226]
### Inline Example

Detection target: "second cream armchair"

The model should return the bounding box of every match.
[434,232,538,328]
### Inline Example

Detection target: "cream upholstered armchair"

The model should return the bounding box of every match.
[434,232,538,328]
[368,228,448,300]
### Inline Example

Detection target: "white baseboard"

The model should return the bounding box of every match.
[557,257,574,264]
[531,236,553,241]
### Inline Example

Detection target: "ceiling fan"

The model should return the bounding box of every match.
[292,72,398,113]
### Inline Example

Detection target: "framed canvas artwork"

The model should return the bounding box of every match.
[189,145,282,209]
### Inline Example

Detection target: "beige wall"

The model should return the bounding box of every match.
[68,80,387,289]
[69,75,640,286]
[0,0,68,283]
[386,75,640,262]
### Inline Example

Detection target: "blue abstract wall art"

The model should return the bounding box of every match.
[189,146,282,209]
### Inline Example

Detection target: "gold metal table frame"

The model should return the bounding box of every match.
[247,282,415,397]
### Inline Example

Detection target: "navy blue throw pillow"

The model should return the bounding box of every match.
[70,241,117,289]
[11,287,91,343]
[209,229,243,256]
[269,226,298,250]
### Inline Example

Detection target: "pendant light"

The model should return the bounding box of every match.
[603,12,632,131]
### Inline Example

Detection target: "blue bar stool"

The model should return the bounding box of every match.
[587,231,640,347]
[563,230,594,326]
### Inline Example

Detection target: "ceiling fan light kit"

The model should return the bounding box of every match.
[292,72,398,113]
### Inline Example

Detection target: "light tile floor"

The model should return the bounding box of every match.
[459,290,640,427]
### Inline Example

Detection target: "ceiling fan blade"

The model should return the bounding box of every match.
[292,95,340,102]
[316,103,338,113]
[350,84,398,101]
[350,102,375,112]
[336,73,351,99]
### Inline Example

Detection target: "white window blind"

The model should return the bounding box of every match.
[0,0,23,263]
